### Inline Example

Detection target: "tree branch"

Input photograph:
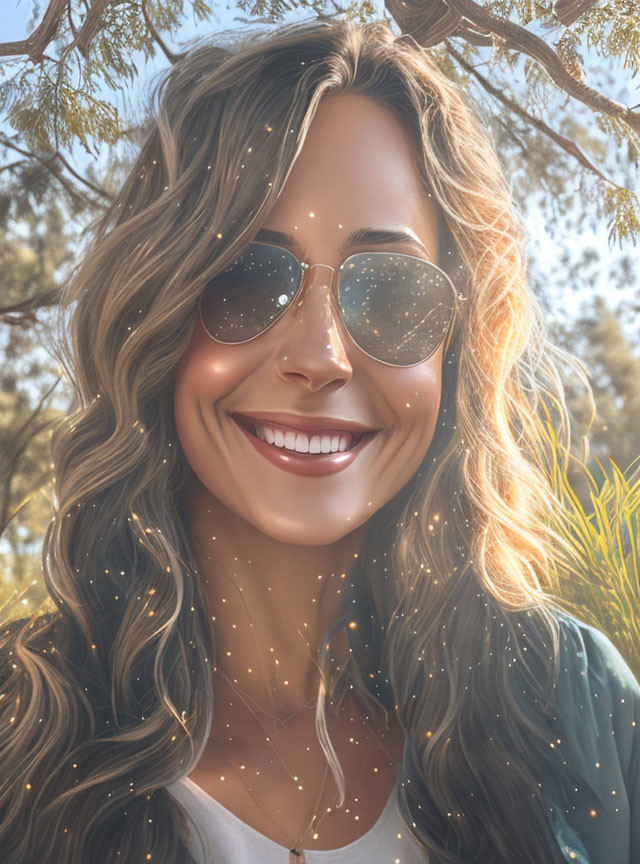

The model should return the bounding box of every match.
[0,466,55,538]
[0,377,62,531]
[384,0,640,135]
[0,135,110,206]
[6,377,62,468]
[0,288,64,324]
[73,0,116,58]
[442,0,640,133]
[495,115,530,157]
[53,150,111,200]
[141,0,183,65]
[553,0,600,28]
[0,159,28,173]
[0,0,68,62]
[446,41,626,190]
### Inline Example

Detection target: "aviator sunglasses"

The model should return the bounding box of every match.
[198,240,459,367]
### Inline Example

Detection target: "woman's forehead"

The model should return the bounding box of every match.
[265,95,440,263]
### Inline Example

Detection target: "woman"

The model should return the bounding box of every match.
[0,17,638,864]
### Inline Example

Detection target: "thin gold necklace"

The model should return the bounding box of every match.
[213,667,395,862]
[220,739,333,863]
[217,667,318,782]
[216,667,340,861]
[216,679,382,863]
[194,540,345,860]
[193,536,336,724]
[218,666,317,733]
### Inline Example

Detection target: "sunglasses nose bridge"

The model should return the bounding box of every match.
[301,261,336,286]
[298,260,339,306]
[305,263,336,271]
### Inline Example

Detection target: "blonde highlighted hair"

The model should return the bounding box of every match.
[0,18,589,863]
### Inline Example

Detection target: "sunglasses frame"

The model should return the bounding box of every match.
[198,239,459,368]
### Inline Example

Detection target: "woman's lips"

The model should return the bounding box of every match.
[230,414,377,477]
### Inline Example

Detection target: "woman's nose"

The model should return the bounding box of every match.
[271,264,355,391]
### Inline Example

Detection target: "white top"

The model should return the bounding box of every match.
[167,776,428,863]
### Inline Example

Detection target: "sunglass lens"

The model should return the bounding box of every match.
[339,253,456,365]
[200,243,300,342]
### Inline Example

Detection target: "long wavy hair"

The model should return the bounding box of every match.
[0,17,594,864]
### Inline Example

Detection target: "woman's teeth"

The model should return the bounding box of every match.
[253,421,357,454]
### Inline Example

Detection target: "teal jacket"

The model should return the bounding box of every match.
[544,611,640,864]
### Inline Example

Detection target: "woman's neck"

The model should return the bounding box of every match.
[186,478,368,718]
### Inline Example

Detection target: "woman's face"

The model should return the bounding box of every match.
[174,93,445,546]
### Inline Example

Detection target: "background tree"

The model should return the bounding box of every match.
[566,297,640,472]
[0,192,74,614]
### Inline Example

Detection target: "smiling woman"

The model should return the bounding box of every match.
[173,92,452,544]
[0,16,639,864]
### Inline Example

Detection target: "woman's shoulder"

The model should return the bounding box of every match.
[523,608,640,785]
[550,608,639,767]
[552,608,640,706]
[541,608,640,864]
[502,608,640,863]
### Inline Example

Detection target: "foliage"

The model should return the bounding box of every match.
[1,0,639,242]
[539,400,640,682]
[0,195,75,613]
[540,295,640,497]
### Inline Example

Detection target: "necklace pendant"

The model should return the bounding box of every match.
[289,847,306,864]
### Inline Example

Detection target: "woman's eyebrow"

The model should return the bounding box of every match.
[253,227,431,257]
